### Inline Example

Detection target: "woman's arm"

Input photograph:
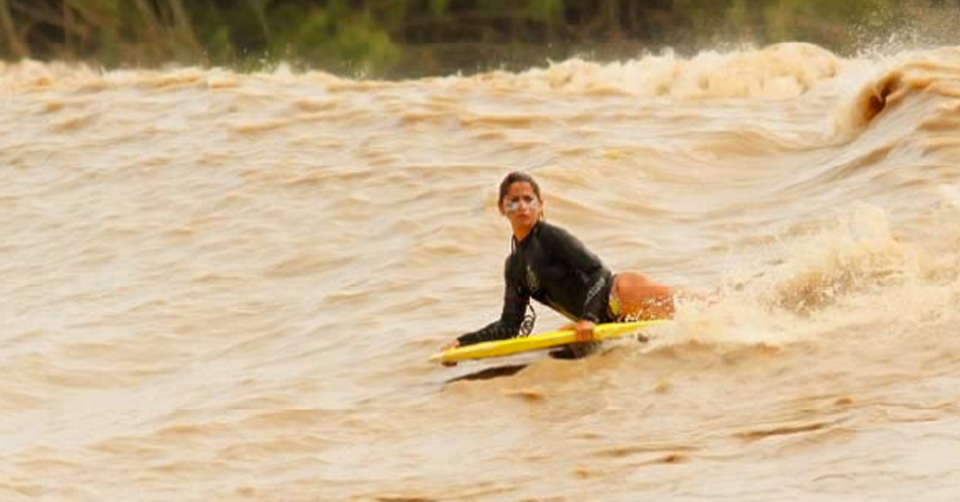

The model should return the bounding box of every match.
[544,224,610,323]
[456,259,530,345]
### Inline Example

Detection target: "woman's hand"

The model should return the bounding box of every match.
[439,339,460,367]
[572,320,596,342]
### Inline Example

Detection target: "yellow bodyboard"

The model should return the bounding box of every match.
[430,320,667,363]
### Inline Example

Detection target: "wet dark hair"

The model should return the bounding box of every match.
[498,171,542,206]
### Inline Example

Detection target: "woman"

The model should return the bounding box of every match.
[443,171,674,360]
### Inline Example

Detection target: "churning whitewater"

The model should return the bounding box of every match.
[3,42,960,501]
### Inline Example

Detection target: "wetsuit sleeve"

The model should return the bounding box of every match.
[457,259,530,346]
[545,225,609,323]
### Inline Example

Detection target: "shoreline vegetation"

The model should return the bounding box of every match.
[2,0,959,77]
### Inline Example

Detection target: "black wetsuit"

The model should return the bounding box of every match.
[457,221,614,346]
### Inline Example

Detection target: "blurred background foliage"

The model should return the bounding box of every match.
[1,0,959,77]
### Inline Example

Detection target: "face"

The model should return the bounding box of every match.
[499,182,542,228]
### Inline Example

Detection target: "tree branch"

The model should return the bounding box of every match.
[0,0,28,58]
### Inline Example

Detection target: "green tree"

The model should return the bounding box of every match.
[0,0,956,77]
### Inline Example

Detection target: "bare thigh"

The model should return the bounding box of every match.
[612,272,675,321]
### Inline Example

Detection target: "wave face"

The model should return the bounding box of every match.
[3,43,960,500]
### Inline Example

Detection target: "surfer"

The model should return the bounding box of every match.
[442,171,674,362]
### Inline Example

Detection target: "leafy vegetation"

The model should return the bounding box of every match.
[1,0,958,76]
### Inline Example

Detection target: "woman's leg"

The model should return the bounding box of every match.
[551,273,673,360]
[611,272,675,321]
